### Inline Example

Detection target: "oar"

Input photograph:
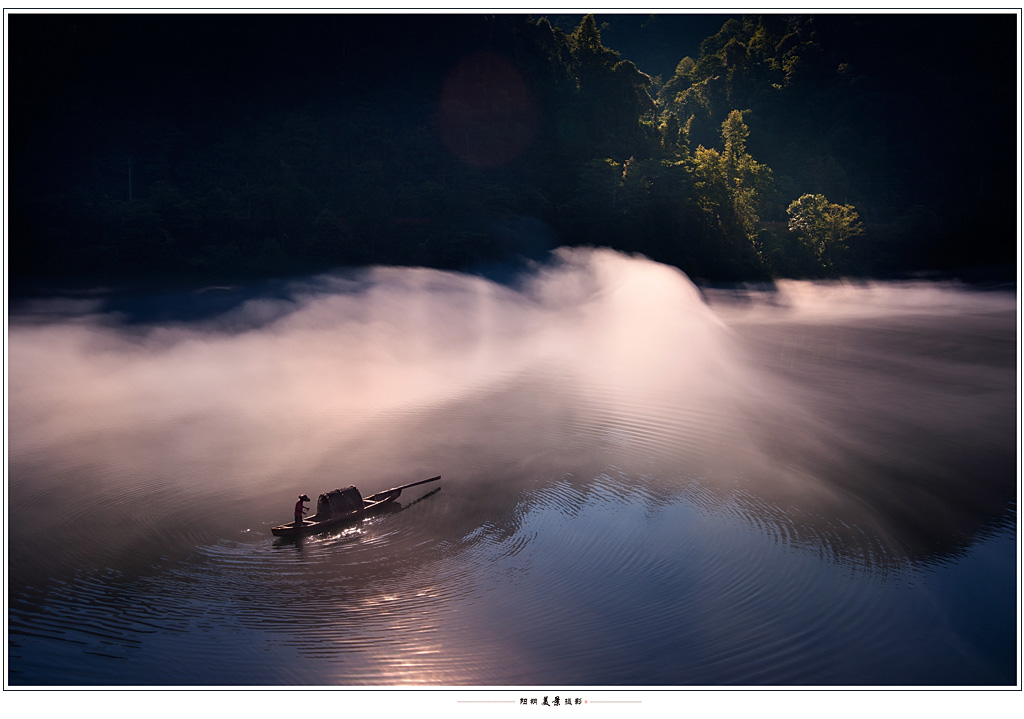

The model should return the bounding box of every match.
[366,475,441,501]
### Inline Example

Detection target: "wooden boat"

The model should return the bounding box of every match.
[271,476,440,538]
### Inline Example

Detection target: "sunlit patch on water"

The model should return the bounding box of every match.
[6,249,1017,686]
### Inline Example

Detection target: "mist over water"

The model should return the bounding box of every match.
[7,248,1018,686]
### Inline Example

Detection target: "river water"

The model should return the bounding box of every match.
[6,248,1018,687]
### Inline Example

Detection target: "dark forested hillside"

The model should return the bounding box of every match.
[6,13,1018,291]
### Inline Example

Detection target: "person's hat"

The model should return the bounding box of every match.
[299,494,311,502]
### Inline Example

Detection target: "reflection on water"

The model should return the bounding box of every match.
[6,249,1017,685]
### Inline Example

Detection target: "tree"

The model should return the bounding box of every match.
[570,13,605,56]
[661,112,682,151]
[721,109,750,167]
[691,145,729,224]
[786,193,864,270]
[610,59,657,135]
[688,110,777,253]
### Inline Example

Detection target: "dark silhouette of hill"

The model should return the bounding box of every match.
[7,13,1018,292]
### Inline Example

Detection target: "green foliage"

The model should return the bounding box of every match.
[786,193,864,269]
[686,110,777,263]
[569,14,607,57]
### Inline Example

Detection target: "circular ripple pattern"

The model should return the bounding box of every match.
[7,267,1017,687]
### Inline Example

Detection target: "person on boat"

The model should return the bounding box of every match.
[294,494,310,526]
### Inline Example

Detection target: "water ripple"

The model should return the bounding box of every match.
[7,268,1016,686]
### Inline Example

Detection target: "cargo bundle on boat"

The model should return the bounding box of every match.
[271,476,440,537]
